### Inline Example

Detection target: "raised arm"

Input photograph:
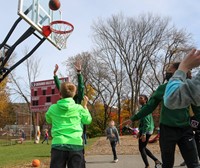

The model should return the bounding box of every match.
[164,49,200,109]
[74,60,84,104]
[130,85,163,122]
[53,64,61,91]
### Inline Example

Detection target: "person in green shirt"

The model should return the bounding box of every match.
[137,94,161,168]
[53,61,87,168]
[53,61,84,104]
[130,62,200,168]
[46,82,92,168]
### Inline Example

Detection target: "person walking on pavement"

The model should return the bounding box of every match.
[137,94,162,168]
[106,120,120,163]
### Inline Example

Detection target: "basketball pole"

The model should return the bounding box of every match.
[1,27,35,68]
[0,36,46,83]
[0,6,31,51]
[0,6,47,83]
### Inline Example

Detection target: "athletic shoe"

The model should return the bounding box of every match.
[155,162,162,168]
[113,159,118,163]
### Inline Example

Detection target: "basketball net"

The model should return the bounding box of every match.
[42,20,74,49]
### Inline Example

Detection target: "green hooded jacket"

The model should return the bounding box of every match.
[45,98,92,146]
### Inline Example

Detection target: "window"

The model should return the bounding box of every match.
[43,90,46,95]
[32,100,38,106]
[34,91,37,96]
[46,96,51,102]
[52,89,55,94]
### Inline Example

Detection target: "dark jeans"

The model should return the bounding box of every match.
[160,124,200,168]
[110,141,118,160]
[50,148,83,168]
[42,137,48,144]
[82,148,86,168]
[138,133,158,167]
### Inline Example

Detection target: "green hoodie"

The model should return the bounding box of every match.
[45,98,92,147]
[131,83,194,127]
[138,106,154,135]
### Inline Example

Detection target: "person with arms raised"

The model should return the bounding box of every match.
[46,81,92,168]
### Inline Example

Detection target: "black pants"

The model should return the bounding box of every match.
[81,148,86,168]
[195,130,200,160]
[50,148,83,168]
[138,133,158,167]
[160,124,200,168]
[42,137,48,144]
[110,141,118,160]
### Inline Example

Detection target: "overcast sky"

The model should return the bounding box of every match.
[1,0,200,101]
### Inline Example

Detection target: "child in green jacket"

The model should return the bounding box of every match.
[53,61,87,168]
[46,82,92,168]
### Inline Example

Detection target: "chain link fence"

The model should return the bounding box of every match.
[0,125,33,146]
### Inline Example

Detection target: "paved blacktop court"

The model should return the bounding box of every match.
[85,154,186,168]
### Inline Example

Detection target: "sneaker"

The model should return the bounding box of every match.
[113,159,118,163]
[155,164,162,168]
[155,161,162,168]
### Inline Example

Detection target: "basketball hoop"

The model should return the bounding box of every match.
[42,20,74,49]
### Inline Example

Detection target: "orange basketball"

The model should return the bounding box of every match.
[32,159,40,167]
[49,0,61,11]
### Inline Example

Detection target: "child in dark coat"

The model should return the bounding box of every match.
[105,120,120,163]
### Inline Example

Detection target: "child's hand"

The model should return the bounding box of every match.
[140,135,146,142]
[82,96,88,109]
[54,64,59,76]
[74,60,82,72]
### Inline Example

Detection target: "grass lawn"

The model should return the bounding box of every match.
[0,140,51,167]
[0,137,99,167]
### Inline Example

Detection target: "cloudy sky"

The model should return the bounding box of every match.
[1,0,200,101]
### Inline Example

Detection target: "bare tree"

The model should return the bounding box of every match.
[10,47,41,138]
[88,57,119,128]
[92,48,126,126]
[141,27,194,93]
[64,52,120,130]
[92,13,194,115]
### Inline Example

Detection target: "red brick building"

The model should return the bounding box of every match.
[30,77,69,125]
[31,77,69,113]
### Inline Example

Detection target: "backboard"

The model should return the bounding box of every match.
[18,0,62,50]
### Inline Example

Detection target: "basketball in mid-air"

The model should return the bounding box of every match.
[32,159,40,167]
[49,0,61,11]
